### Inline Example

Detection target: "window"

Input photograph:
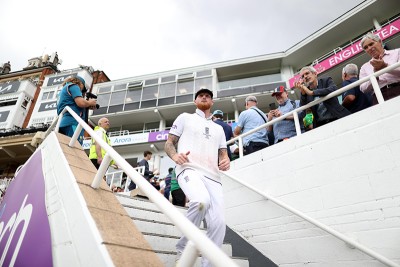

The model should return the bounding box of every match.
[142,85,158,100]
[161,75,175,83]
[196,69,212,77]
[109,90,126,106]
[177,80,194,96]
[158,83,176,98]
[97,93,111,107]
[145,78,159,86]
[125,88,142,104]
[114,83,127,91]
[41,90,56,100]
[98,86,112,94]
[195,77,212,91]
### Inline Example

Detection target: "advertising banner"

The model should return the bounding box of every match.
[288,17,400,88]
[0,150,52,266]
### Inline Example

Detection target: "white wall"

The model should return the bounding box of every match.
[224,97,400,266]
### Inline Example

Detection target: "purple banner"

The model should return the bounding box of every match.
[148,130,170,142]
[0,150,52,266]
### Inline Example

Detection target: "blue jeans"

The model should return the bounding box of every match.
[59,124,84,145]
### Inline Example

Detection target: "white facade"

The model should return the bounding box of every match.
[0,79,37,130]
[27,69,93,128]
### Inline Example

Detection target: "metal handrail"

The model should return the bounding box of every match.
[220,171,400,267]
[46,106,238,267]
[228,61,400,158]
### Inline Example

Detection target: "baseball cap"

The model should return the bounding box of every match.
[76,76,87,92]
[195,88,213,99]
[245,95,257,102]
[212,110,224,116]
[271,86,287,96]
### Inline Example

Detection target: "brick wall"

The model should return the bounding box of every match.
[224,97,400,266]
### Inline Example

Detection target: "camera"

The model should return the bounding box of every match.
[85,92,100,109]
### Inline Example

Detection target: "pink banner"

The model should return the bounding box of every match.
[288,17,400,88]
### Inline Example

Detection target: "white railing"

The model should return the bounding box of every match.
[224,61,400,267]
[220,171,399,267]
[228,61,400,158]
[106,166,144,193]
[46,107,238,267]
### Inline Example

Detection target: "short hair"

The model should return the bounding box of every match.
[342,63,358,76]
[300,66,317,74]
[144,150,152,157]
[168,167,173,173]
[360,32,382,48]
[245,95,257,103]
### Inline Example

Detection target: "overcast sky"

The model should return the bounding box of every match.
[1,0,365,80]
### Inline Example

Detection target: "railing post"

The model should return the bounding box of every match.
[370,76,385,104]
[179,241,199,267]
[69,124,83,147]
[293,111,302,136]
[238,137,244,158]
[91,153,112,189]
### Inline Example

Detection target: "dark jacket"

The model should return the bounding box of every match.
[300,77,350,127]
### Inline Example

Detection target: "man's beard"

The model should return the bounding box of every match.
[196,102,212,111]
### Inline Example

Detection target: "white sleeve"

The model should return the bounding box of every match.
[169,113,186,137]
[218,128,227,149]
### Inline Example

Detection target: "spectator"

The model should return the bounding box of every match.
[163,167,173,200]
[212,109,234,159]
[267,86,302,143]
[89,117,113,169]
[165,88,229,267]
[294,66,350,128]
[359,32,400,105]
[137,151,159,182]
[234,95,269,155]
[170,168,186,207]
[341,63,371,113]
[57,76,97,144]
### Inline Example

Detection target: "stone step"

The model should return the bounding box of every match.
[156,253,250,267]
[143,233,232,256]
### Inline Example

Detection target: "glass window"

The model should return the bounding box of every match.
[109,90,126,106]
[41,92,49,100]
[48,91,55,99]
[196,69,212,77]
[125,89,142,103]
[114,83,127,91]
[97,93,111,107]
[145,78,159,86]
[218,73,282,90]
[142,85,158,100]
[98,86,112,94]
[195,77,212,91]
[158,83,176,98]
[161,75,175,83]
[177,80,194,96]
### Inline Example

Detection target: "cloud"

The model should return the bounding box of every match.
[0,0,364,80]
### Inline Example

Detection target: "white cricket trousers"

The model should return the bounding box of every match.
[176,168,226,267]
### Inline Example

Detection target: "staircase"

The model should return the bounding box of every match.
[116,194,250,267]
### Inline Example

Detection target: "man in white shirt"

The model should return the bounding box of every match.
[165,88,230,267]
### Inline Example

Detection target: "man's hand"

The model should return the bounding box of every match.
[370,57,388,72]
[218,158,230,171]
[97,157,103,165]
[172,151,190,165]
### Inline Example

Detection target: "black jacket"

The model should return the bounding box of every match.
[300,77,350,127]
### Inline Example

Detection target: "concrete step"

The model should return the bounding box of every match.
[143,233,232,256]
[116,195,250,267]
[156,253,249,267]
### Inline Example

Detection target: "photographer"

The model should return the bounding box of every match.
[57,76,97,144]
